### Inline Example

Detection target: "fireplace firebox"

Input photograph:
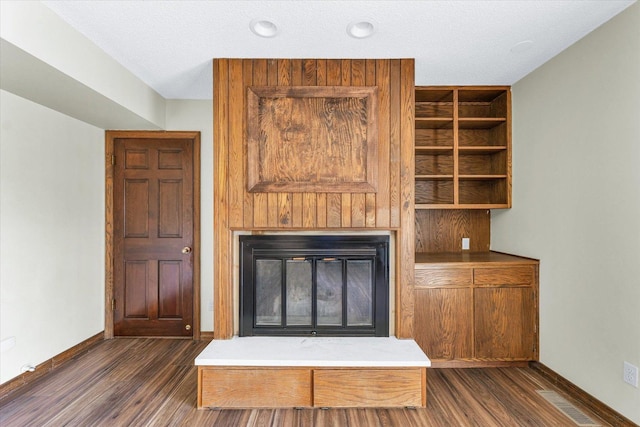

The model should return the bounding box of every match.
[239,235,389,337]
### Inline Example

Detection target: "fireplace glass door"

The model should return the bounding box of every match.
[240,235,388,337]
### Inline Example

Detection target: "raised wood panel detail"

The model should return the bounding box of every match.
[313,369,425,408]
[124,149,148,169]
[124,261,148,318]
[157,149,182,169]
[214,58,415,339]
[216,58,412,231]
[158,260,182,318]
[158,180,182,238]
[415,209,490,253]
[415,288,472,360]
[396,59,416,339]
[213,60,234,339]
[124,179,149,238]
[199,368,312,408]
[246,86,378,193]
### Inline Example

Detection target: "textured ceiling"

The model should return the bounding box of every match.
[43,0,635,99]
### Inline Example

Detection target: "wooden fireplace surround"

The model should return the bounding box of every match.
[213,58,416,340]
[208,58,418,408]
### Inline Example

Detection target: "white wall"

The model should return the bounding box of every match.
[491,3,640,423]
[0,90,105,384]
[165,100,215,332]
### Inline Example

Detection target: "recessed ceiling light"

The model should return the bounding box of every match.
[347,21,376,39]
[250,19,279,38]
[510,40,534,54]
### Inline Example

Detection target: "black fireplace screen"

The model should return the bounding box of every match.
[239,235,389,337]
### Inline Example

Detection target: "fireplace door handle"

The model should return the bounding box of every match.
[182,246,192,254]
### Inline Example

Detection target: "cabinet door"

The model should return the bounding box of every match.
[474,287,535,360]
[415,288,472,360]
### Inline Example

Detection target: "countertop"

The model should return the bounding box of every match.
[195,336,431,368]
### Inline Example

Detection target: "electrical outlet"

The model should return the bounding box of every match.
[623,361,638,387]
[462,237,470,250]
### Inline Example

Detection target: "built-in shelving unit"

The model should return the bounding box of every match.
[412,86,538,368]
[415,86,511,209]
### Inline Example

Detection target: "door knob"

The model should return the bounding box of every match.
[182,246,192,254]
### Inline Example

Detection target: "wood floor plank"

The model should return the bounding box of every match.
[0,338,617,427]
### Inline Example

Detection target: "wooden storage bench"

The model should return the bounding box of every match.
[195,337,430,409]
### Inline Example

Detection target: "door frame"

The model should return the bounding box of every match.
[105,130,201,339]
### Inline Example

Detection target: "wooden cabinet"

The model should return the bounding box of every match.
[415,86,511,209]
[198,367,426,408]
[313,368,426,408]
[199,367,312,408]
[414,252,538,367]
[412,86,530,367]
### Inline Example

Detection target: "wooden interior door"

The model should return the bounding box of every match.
[113,136,194,336]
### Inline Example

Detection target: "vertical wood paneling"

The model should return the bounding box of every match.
[326,59,342,85]
[213,59,233,338]
[228,60,244,228]
[278,59,293,228]
[302,60,318,228]
[267,60,279,228]
[278,59,291,85]
[365,59,378,228]
[351,59,365,86]
[376,60,391,228]
[214,58,415,338]
[290,59,304,228]
[327,195,342,228]
[341,194,351,228]
[389,60,401,229]
[326,60,343,228]
[415,210,490,253]
[351,194,366,228]
[291,194,303,228]
[242,60,255,228]
[277,193,291,227]
[268,194,279,227]
[291,59,303,85]
[340,60,352,227]
[303,59,317,85]
[315,60,327,228]
[351,59,367,228]
[317,194,328,228]
[252,60,268,228]
[316,59,327,85]
[398,59,416,338]
[302,193,317,228]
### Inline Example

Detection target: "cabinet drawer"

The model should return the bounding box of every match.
[474,266,534,286]
[199,367,312,408]
[415,268,472,287]
[313,368,425,408]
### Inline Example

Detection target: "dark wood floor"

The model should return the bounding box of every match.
[0,338,614,426]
